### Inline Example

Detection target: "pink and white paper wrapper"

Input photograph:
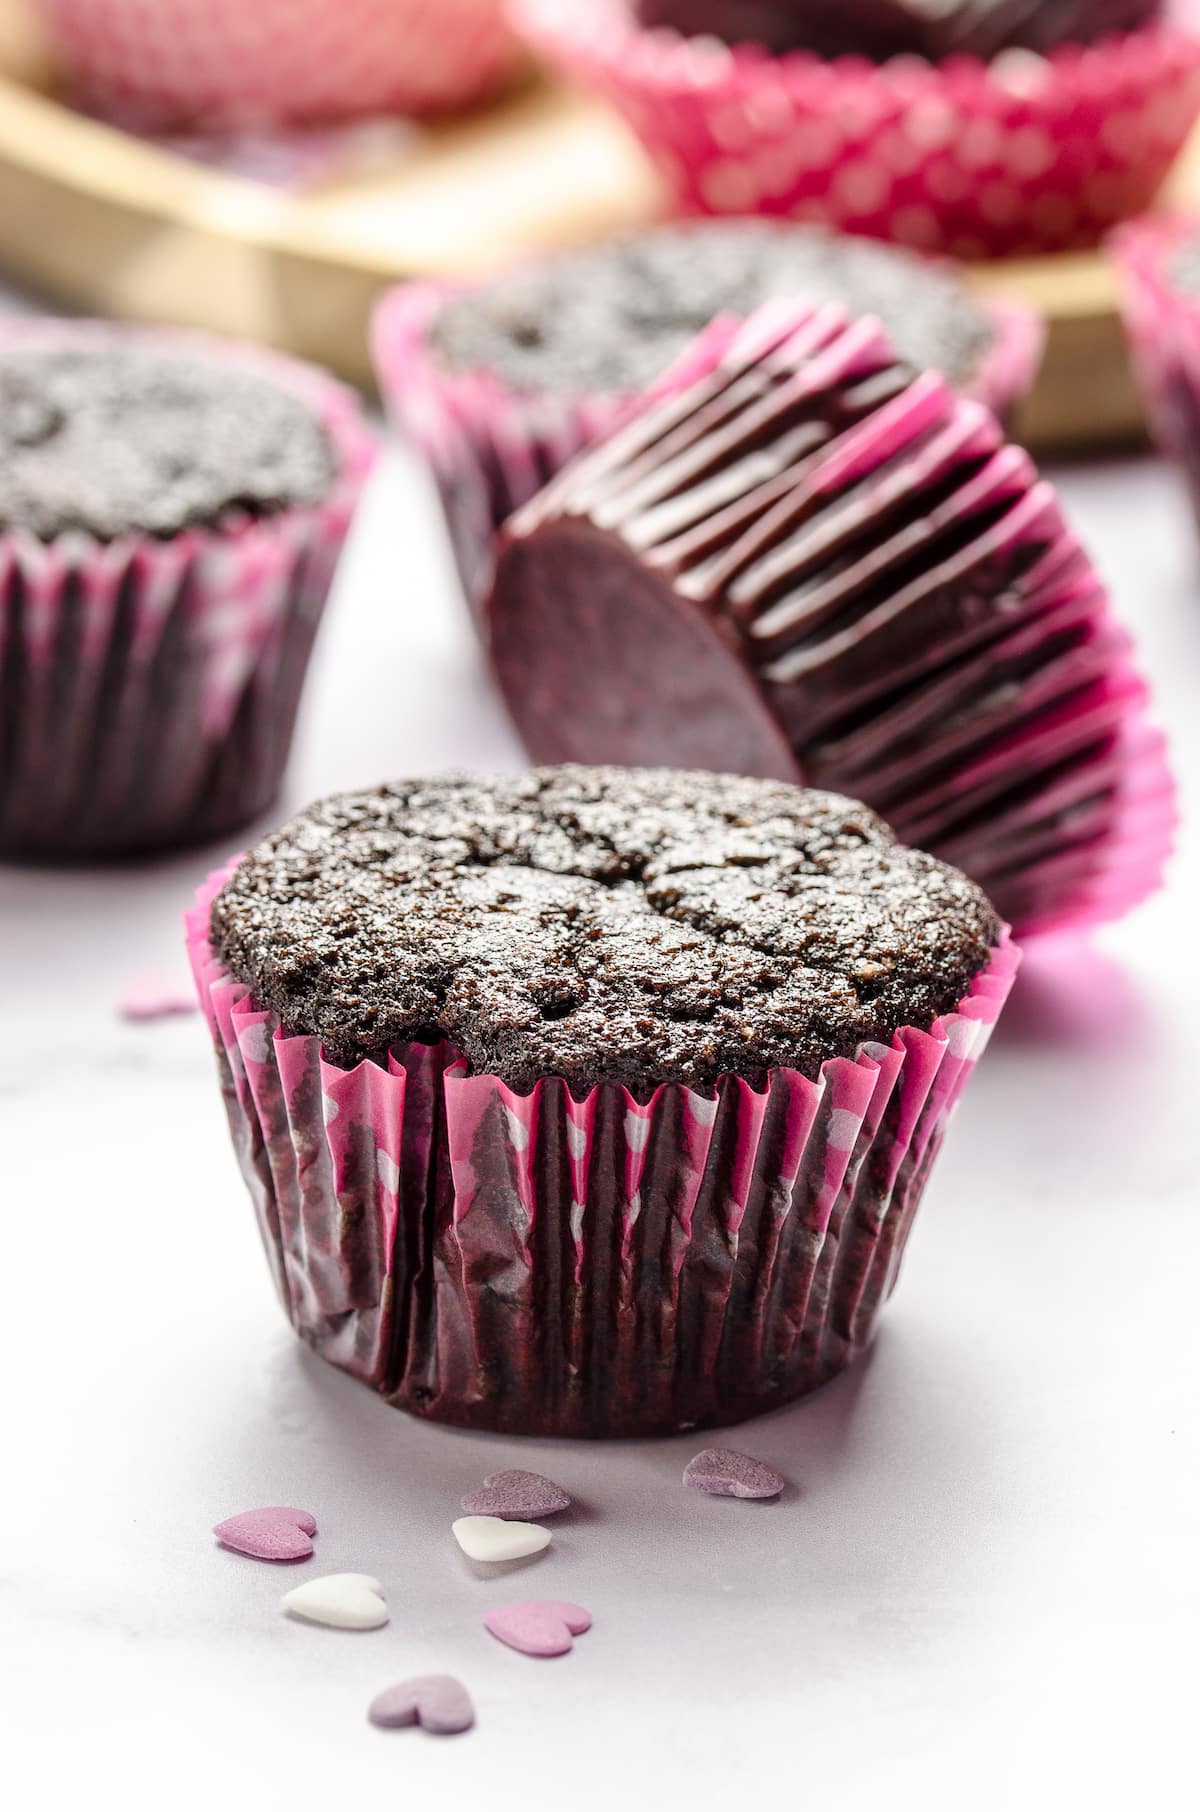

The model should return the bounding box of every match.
[511,0,1200,258]
[35,0,521,128]
[1113,211,1200,525]
[0,321,375,860]
[372,272,1043,624]
[187,860,1017,1438]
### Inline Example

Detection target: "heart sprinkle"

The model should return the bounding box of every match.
[213,1506,317,1562]
[118,973,199,1021]
[461,1469,572,1521]
[453,1516,551,1565]
[484,1601,592,1658]
[683,1449,786,1500]
[369,1676,475,1736]
[281,1573,389,1630]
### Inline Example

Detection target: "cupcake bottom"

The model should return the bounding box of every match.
[187,865,1016,1438]
[0,535,335,860]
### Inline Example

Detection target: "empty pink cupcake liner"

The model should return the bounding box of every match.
[0,322,376,859]
[372,275,1042,624]
[36,0,521,127]
[187,860,1018,1438]
[1113,211,1200,526]
[512,0,1200,257]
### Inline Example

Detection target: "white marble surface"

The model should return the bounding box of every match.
[2,443,1198,1812]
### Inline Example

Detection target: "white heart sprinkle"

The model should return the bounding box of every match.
[452,1516,552,1565]
[281,1573,389,1630]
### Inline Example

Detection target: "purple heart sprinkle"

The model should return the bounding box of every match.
[369,1675,475,1736]
[461,1468,572,1520]
[683,1449,786,1500]
[213,1506,317,1561]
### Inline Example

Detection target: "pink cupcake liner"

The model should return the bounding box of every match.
[487,301,1175,936]
[0,322,376,860]
[1113,211,1200,525]
[372,274,1042,625]
[34,0,521,128]
[187,859,1018,1438]
[511,0,1200,257]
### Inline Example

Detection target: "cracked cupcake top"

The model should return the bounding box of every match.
[0,339,334,541]
[211,766,1001,1093]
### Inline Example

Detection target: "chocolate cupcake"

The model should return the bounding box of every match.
[0,322,374,860]
[373,221,1042,618]
[633,0,1162,60]
[1114,214,1200,532]
[512,0,1200,257]
[487,301,1174,937]
[187,765,1016,1438]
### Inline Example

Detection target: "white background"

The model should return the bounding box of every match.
[2,438,1197,1811]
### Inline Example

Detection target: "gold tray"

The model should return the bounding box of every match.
[1,0,1194,449]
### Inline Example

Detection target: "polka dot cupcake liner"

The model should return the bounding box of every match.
[511,0,1200,257]
[187,860,1017,1439]
[34,0,521,127]
[0,321,375,860]
[486,301,1175,937]
[371,273,1043,627]
[1113,211,1200,527]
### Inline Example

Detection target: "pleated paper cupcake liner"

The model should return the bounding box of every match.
[487,300,1174,935]
[35,0,521,126]
[371,274,1042,627]
[0,322,376,860]
[1113,211,1200,529]
[187,859,1018,1438]
[511,0,1200,257]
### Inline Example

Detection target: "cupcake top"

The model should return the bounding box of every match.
[211,766,1001,1094]
[633,0,1161,62]
[429,221,996,397]
[0,339,335,541]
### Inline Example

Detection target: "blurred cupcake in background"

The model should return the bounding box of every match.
[34,0,522,127]
[0,321,374,860]
[1113,212,1200,528]
[511,0,1200,257]
[485,300,1175,937]
[373,220,1043,617]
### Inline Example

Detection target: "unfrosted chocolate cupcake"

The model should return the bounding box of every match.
[634,0,1162,60]
[373,221,1041,621]
[191,764,1015,1437]
[0,323,374,860]
[487,302,1174,938]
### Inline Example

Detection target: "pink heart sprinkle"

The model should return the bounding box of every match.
[683,1449,786,1500]
[461,1469,572,1520]
[484,1600,592,1658]
[119,973,198,1022]
[369,1675,475,1736]
[213,1506,317,1561]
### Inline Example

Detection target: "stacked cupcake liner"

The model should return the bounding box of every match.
[487,302,1174,936]
[373,276,1043,625]
[188,860,1018,1438]
[1114,212,1200,528]
[0,322,376,859]
[36,0,521,126]
[511,0,1200,257]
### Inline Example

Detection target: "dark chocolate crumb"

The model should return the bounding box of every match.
[0,338,334,541]
[211,766,1001,1094]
